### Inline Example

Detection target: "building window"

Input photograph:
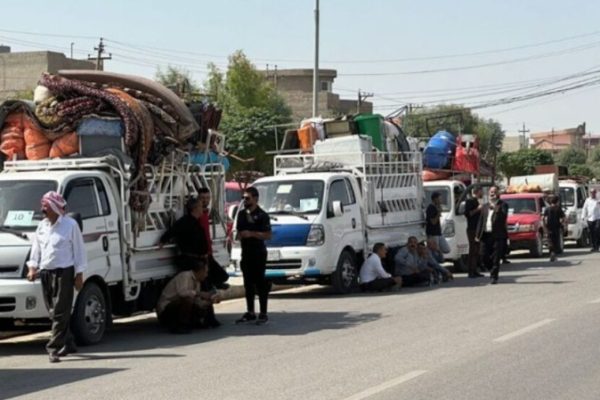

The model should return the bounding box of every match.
[320,81,331,92]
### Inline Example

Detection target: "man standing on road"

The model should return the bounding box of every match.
[235,187,272,325]
[359,243,402,292]
[544,195,566,262]
[426,192,450,254]
[476,186,508,285]
[581,188,600,252]
[465,186,484,278]
[26,191,86,363]
[197,188,230,290]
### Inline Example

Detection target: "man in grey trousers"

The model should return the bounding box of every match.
[27,191,87,363]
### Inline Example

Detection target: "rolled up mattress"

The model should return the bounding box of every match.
[57,70,198,141]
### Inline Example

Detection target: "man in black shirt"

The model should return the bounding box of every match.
[235,187,272,325]
[426,192,450,254]
[159,197,208,270]
[464,186,484,278]
[475,186,508,284]
[544,195,565,262]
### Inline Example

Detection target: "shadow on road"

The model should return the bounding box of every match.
[0,368,125,399]
[0,310,381,357]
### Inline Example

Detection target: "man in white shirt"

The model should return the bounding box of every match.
[26,191,87,363]
[359,243,402,292]
[581,188,600,251]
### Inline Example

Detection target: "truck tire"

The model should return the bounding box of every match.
[71,282,107,345]
[577,228,590,248]
[331,250,358,294]
[530,232,544,258]
[0,318,14,331]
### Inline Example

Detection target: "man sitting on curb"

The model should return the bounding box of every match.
[394,236,433,287]
[423,239,453,282]
[156,260,221,334]
[359,243,403,292]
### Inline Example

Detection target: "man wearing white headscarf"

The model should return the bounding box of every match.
[27,191,87,363]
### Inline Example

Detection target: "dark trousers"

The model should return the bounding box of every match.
[157,297,211,333]
[467,229,480,275]
[40,267,75,354]
[361,277,397,292]
[241,251,270,315]
[547,228,561,254]
[588,220,600,250]
[481,233,506,280]
[400,271,431,287]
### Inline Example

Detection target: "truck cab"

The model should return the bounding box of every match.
[423,180,468,269]
[229,145,424,293]
[559,180,589,247]
[501,192,555,257]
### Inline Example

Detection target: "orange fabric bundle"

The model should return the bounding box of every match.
[50,132,79,158]
[0,112,26,159]
[24,127,51,160]
[298,124,318,153]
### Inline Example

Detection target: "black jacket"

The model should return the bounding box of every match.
[160,214,208,257]
[476,200,509,240]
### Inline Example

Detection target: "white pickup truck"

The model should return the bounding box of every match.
[559,179,590,247]
[229,138,425,293]
[0,151,228,343]
[423,180,469,270]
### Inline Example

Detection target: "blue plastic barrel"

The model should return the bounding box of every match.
[423,130,456,169]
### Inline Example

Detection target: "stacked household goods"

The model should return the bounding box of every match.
[0,71,224,213]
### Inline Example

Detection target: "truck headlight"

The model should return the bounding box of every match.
[443,220,455,237]
[306,224,325,246]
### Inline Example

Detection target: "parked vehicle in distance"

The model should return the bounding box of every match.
[559,179,590,247]
[500,192,560,257]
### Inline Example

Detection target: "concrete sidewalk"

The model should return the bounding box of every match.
[219,273,294,301]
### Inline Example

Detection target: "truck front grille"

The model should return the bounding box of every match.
[0,297,16,312]
[266,259,302,270]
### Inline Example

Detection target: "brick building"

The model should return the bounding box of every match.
[0,47,97,100]
[262,68,372,122]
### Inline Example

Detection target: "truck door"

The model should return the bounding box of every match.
[95,177,122,282]
[451,183,469,257]
[63,178,110,278]
[327,178,362,253]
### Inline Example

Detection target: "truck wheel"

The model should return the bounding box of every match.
[530,232,543,258]
[71,282,107,345]
[331,250,358,294]
[577,229,590,248]
[453,255,469,273]
[0,318,14,331]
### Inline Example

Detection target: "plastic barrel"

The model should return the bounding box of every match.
[354,114,384,150]
[423,130,456,169]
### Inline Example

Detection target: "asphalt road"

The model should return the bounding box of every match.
[1,247,600,400]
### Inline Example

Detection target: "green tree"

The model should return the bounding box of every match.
[556,146,587,166]
[569,164,594,178]
[155,66,199,101]
[204,50,291,173]
[497,148,555,179]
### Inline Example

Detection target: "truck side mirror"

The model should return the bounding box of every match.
[332,201,344,217]
[228,205,238,221]
[456,201,466,216]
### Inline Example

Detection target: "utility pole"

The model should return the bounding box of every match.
[87,37,111,70]
[70,42,74,59]
[312,0,319,117]
[518,122,530,149]
[357,89,373,113]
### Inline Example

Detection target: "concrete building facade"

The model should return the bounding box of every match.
[0,48,96,100]
[262,68,372,122]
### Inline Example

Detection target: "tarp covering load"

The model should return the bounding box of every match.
[0,71,218,213]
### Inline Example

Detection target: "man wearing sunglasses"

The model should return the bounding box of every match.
[235,187,272,325]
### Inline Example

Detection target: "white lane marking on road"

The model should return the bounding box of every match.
[589,297,600,304]
[493,318,556,343]
[343,370,427,400]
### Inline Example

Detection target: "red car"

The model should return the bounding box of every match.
[500,193,552,258]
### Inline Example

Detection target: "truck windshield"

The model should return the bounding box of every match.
[504,198,538,214]
[559,187,575,207]
[254,180,324,214]
[0,180,57,230]
[424,187,451,212]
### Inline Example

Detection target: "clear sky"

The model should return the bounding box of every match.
[1,0,600,135]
